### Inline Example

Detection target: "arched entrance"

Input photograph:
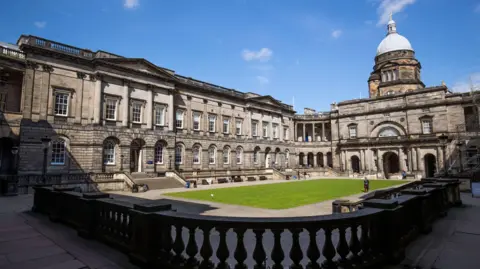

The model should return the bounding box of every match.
[0,137,16,174]
[299,153,305,166]
[326,152,333,168]
[265,147,271,168]
[383,152,400,179]
[130,139,145,173]
[307,153,314,167]
[351,155,360,173]
[424,154,437,177]
[274,148,281,167]
[317,152,324,167]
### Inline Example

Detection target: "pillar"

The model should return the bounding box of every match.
[412,148,417,171]
[313,154,317,167]
[93,77,102,124]
[312,123,316,142]
[168,91,174,131]
[323,154,328,168]
[360,150,365,172]
[122,80,129,127]
[322,123,325,141]
[146,88,153,129]
[302,124,306,142]
[416,148,422,172]
[437,146,443,170]
[376,150,381,172]
[398,148,404,172]
[294,123,297,142]
[303,154,307,167]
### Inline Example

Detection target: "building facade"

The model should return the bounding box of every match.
[0,16,478,179]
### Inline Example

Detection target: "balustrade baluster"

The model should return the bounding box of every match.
[186,225,199,267]
[253,229,266,269]
[172,224,186,265]
[289,228,303,269]
[216,227,230,269]
[233,228,247,269]
[306,227,320,269]
[321,227,337,269]
[160,222,173,261]
[199,226,214,269]
[336,226,350,267]
[271,229,284,269]
[349,224,361,263]
[360,221,371,260]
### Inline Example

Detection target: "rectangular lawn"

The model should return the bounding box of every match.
[165,179,406,209]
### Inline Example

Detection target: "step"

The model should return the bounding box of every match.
[133,177,184,190]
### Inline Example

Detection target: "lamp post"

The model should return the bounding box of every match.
[457,141,464,173]
[169,154,172,170]
[41,137,51,182]
[120,154,124,171]
[438,133,448,176]
[11,146,18,174]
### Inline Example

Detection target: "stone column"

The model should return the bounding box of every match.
[411,148,417,171]
[303,154,307,167]
[168,91,174,131]
[146,87,153,129]
[93,77,102,124]
[360,150,365,172]
[294,123,297,142]
[437,146,443,170]
[313,154,317,167]
[322,123,325,141]
[312,123,316,142]
[323,153,328,168]
[302,124,306,142]
[376,150,381,172]
[122,80,129,127]
[398,148,404,172]
[416,148,422,172]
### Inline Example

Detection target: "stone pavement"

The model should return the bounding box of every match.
[0,195,139,269]
[388,193,480,269]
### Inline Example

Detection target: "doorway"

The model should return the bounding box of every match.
[265,147,271,168]
[130,139,145,173]
[424,154,437,177]
[317,152,324,167]
[351,155,360,173]
[383,152,400,179]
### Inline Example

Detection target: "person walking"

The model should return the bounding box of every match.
[401,170,407,179]
[364,177,370,192]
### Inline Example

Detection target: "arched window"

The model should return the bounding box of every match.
[103,141,115,165]
[208,146,216,164]
[154,143,164,164]
[387,71,391,81]
[285,150,290,162]
[253,148,260,164]
[223,147,230,164]
[236,147,243,164]
[192,146,201,164]
[378,127,400,137]
[51,138,66,165]
[175,144,183,164]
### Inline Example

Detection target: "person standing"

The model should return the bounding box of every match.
[364,177,370,192]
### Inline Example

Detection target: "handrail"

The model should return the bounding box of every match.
[0,47,25,60]
[122,172,136,190]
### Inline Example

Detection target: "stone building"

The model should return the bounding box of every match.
[0,16,478,180]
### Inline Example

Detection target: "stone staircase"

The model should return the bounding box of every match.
[129,172,184,190]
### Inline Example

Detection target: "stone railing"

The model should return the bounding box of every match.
[31,178,462,269]
[18,35,94,59]
[0,47,25,60]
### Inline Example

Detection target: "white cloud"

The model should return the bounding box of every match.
[242,48,273,62]
[452,73,480,92]
[124,0,139,9]
[256,76,269,85]
[375,0,416,26]
[331,30,342,39]
[34,21,46,29]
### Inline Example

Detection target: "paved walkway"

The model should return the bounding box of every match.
[0,195,139,269]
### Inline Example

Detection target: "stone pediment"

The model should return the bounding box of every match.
[247,95,283,107]
[99,58,175,79]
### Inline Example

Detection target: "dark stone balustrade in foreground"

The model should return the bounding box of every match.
[31,178,462,269]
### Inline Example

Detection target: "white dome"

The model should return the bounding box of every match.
[376,33,413,56]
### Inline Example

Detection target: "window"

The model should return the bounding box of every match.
[175,144,183,164]
[349,125,357,139]
[382,72,386,82]
[223,117,230,134]
[54,92,69,116]
[273,124,278,139]
[176,110,184,129]
[155,105,165,126]
[105,99,117,120]
[154,143,163,164]
[394,69,399,80]
[51,138,66,165]
[235,119,242,135]
[223,147,230,164]
[208,115,216,132]
[284,127,289,140]
[262,122,268,137]
[193,112,201,131]
[0,93,7,111]
[285,150,290,162]
[208,147,216,164]
[132,103,142,123]
[252,121,258,136]
[253,149,259,164]
[378,127,400,137]
[103,141,115,165]
[422,120,432,134]
[236,147,243,164]
[192,146,200,164]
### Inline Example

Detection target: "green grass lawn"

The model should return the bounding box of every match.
[165,179,405,209]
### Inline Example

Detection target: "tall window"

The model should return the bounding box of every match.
[103,141,115,165]
[252,121,258,136]
[175,144,183,164]
[422,120,432,134]
[51,138,66,165]
[54,92,69,116]
[285,150,290,162]
[154,143,163,164]
[235,119,242,135]
[284,127,289,140]
[155,105,165,126]
[236,148,243,164]
[223,117,230,134]
[132,103,142,123]
[208,115,216,132]
[105,99,117,120]
[208,146,216,164]
[176,110,184,129]
[223,147,230,164]
[349,125,357,139]
[253,149,259,164]
[193,112,201,130]
[192,146,200,164]
[262,122,268,137]
[273,124,278,139]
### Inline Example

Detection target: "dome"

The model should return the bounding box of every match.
[376,15,413,56]
[376,33,413,56]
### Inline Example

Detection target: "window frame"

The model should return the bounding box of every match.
[223,147,230,164]
[208,115,216,133]
[223,117,230,134]
[421,119,433,134]
[154,104,166,126]
[273,124,278,139]
[236,147,243,164]
[253,149,259,164]
[348,124,357,139]
[154,143,164,164]
[54,90,70,117]
[176,109,184,129]
[284,127,289,140]
[252,121,258,137]
[262,122,268,138]
[131,102,143,124]
[235,119,242,135]
[175,144,183,164]
[192,146,201,164]
[51,138,66,165]
[192,112,201,131]
[105,98,118,121]
[208,147,216,164]
[103,141,115,165]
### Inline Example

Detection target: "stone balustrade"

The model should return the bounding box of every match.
[30,177,461,269]
[0,47,25,60]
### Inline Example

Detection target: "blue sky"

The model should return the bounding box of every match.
[1,0,479,112]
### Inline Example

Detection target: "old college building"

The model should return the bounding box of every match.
[0,17,478,182]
